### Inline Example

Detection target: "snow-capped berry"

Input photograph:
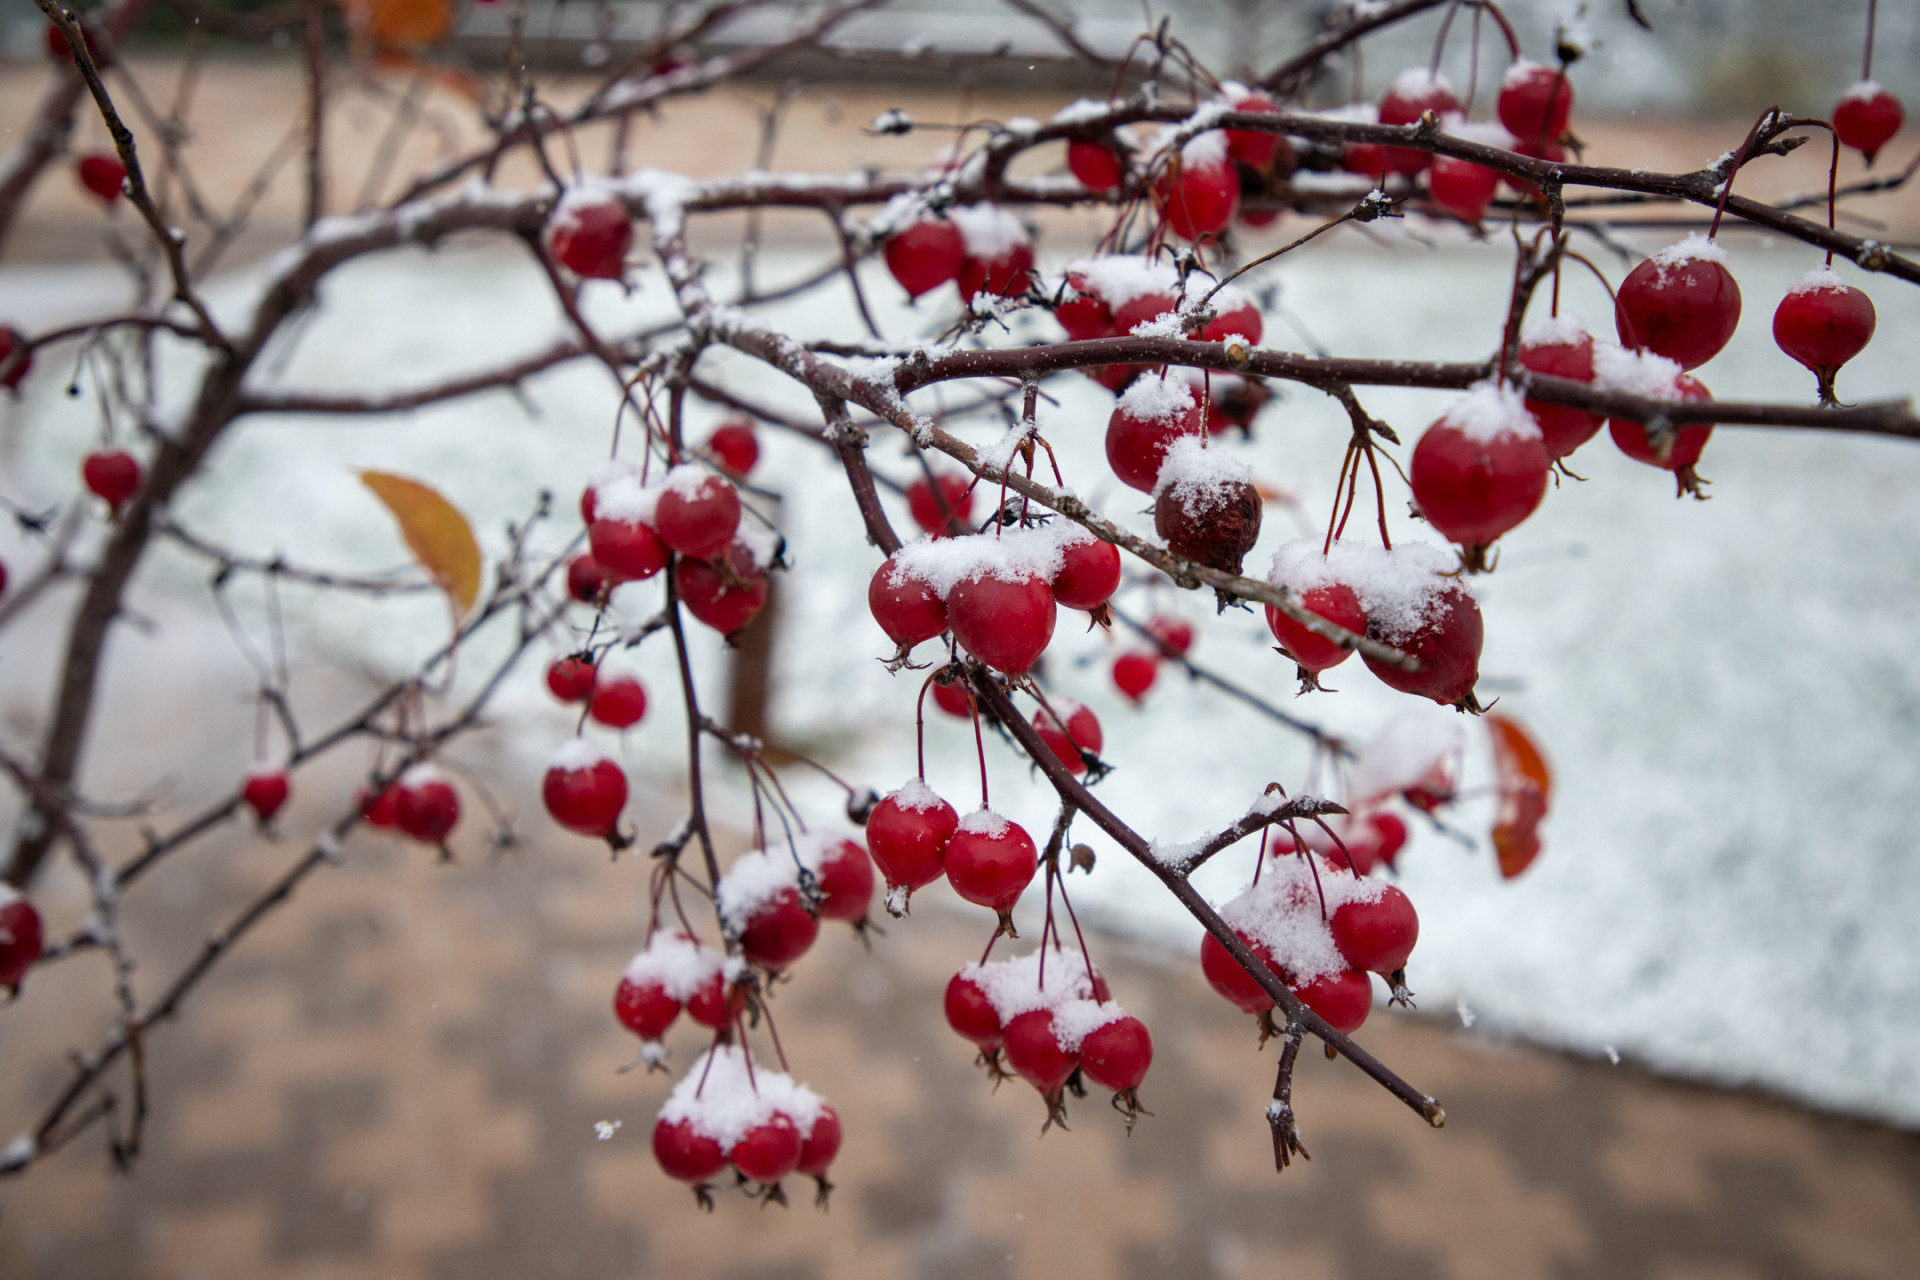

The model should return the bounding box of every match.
[1518,316,1606,457]
[738,887,818,972]
[1111,651,1158,702]
[731,1113,804,1184]
[807,836,874,923]
[82,449,141,510]
[884,215,966,298]
[946,571,1056,673]
[1410,381,1552,553]
[1773,267,1876,401]
[543,740,628,837]
[1154,135,1239,241]
[1429,153,1501,223]
[1378,69,1461,175]
[588,493,669,583]
[1609,373,1715,474]
[546,190,632,280]
[1001,1009,1079,1092]
[1497,60,1574,142]
[684,972,730,1028]
[1199,929,1276,1014]
[653,1117,728,1184]
[1032,700,1102,774]
[866,780,958,894]
[76,152,126,203]
[395,765,460,844]
[0,888,44,991]
[1154,437,1263,575]
[945,971,1005,1048]
[1224,87,1285,167]
[1110,288,1180,337]
[944,809,1038,915]
[705,419,760,478]
[1266,583,1367,674]
[868,557,949,647]
[675,541,769,638]
[1199,286,1263,345]
[1834,80,1904,164]
[1293,967,1372,1034]
[589,673,647,728]
[907,471,974,537]
[1362,576,1483,709]
[242,765,290,823]
[566,553,608,603]
[1053,273,1113,342]
[547,654,596,702]
[1330,884,1420,974]
[653,466,741,559]
[950,204,1035,300]
[1615,235,1741,370]
[1048,533,1120,610]
[1107,371,1205,492]
[614,975,680,1040]
[1067,138,1126,190]
[1077,1014,1153,1092]
[796,1106,842,1178]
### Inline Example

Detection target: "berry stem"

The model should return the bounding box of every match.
[968,686,990,810]
[1865,0,1878,81]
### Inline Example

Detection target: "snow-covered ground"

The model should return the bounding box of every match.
[3,218,1918,1126]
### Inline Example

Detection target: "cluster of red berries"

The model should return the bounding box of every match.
[865,779,1034,924]
[360,764,462,848]
[651,1046,842,1202]
[882,201,1036,303]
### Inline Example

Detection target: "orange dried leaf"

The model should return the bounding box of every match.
[1486,713,1551,880]
[360,470,481,615]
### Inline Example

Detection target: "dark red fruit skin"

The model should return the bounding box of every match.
[397,777,460,844]
[1067,138,1126,190]
[0,327,32,390]
[1106,395,1204,492]
[1362,584,1484,708]
[588,518,668,583]
[547,655,596,702]
[614,975,681,1039]
[1001,1010,1078,1092]
[1199,929,1276,1014]
[82,449,141,509]
[1378,78,1461,175]
[1155,158,1239,241]
[1155,479,1263,575]
[1111,290,1179,337]
[1609,373,1714,473]
[77,153,126,203]
[653,1117,727,1183]
[931,681,971,718]
[1078,1015,1153,1092]
[1343,140,1387,179]
[243,770,290,822]
[706,420,759,478]
[738,888,818,972]
[946,573,1056,674]
[1200,298,1263,346]
[1225,91,1285,167]
[1410,419,1552,549]
[1033,703,1102,774]
[675,542,768,638]
[1050,537,1120,610]
[654,476,741,559]
[1615,255,1741,370]
[0,897,44,990]
[1519,334,1605,457]
[907,473,973,537]
[944,973,1004,1048]
[566,553,608,603]
[1266,582,1367,673]
[1368,812,1409,870]
[811,838,874,922]
[1773,285,1876,391]
[684,973,730,1028]
[868,557,948,648]
[866,792,958,891]
[361,783,401,829]
[1054,274,1113,342]
[1330,884,1420,974]
[1428,155,1499,223]
[1111,651,1159,702]
[731,1114,803,1183]
[589,674,647,728]
[543,758,628,837]
[885,218,966,298]
[1497,63,1574,142]
[1292,967,1372,1034]
[796,1106,842,1178]
[1834,88,1904,163]
[957,242,1036,301]
[548,198,632,280]
[1146,615,1194,655]
[943,820,1038,912]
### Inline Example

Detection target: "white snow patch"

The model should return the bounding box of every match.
[886,777,949,813]
[956,807,1011,839]
[715,848,800,935]
[1788,265,1849,296]
[623,930,729,1001]
[1841,79,1885,104]
[1521,312,1589,348]
[1348,709,1466,806]
[1153,436,1253,514]
[1437,380,1543,445]
[659,1046,826,1148]
[947,204,1029,259]
[1117,370,1197,424]
[549,738,615,773]
[1593,343,1684,399]
[960,948,1099,1022]
[1219,853,1386,984]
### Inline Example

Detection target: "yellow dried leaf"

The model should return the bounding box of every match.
[360,470,481,615]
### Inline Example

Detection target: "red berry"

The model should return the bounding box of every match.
[957,241,1036,301]
[547,654,596,702]
[1292,967,1373,1034]
[565,553,608,603]
[1110,651,1159,702]
[614,975,681,1040]
[1367,812,1409,870]
[588,517,669,583]
[654,468,741,559]
[1266,582,1367,673]
[884,216,966,298]
[1078,1015,1152,1092]
[1001,1009,1078,1092]
[944,972,1004,1048]
[1610,373,1715,474]
[0,890,44,991]
[952,204,1035,300]
[1362,579,1483,708]
[1497,61,1574,143]
[1409,384,1552,552]
[675,542,768,638]
[1067,138,1126,190]
[1319,810,1411,874]
[738,888,818,972]
[943,811,1037,914]
[1110,289,1180,338]
[0,327,31,390]
[76,152,126,204]
[705,418,760,478]
[866,782,958,893]
[242,766,290,823]
[1054,273,1113,342]
[1107,375,1204,492]
[1379,70,1461,175]
[1146,615,1195,656]
[1240,205,1281,229]
[796,1106,842,1178]
[1518,325,1606,457]
[1199,929,1276,1014]
[1155,147,1239,241]
[684,972,730,1028]
[1032,700,1102,774]
[731,1113,803,1184]
[1330,885,1420,974]
[1428,154,1500,223]
[1049,534,1120,611]
[946,571,1055,674]
[395,767,459,844]
[546,192,632,280]
[361,782,401,829]
[930,680,972,718]
[653,1117,727,1184]
[589,673,648,728]
[808,837,874,922]
[1834,82,1904,164]
[1224,89,1284,167]
[1199,288,1263,346]
[907,472,974,537]
[542,742,628,838]
[45,19,109,66]
[82,449,140,510]
[1773,272,1876,400]
[1154,441,1263,575]
[1615,239,1741,370]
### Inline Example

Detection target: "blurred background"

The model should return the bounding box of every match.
[2,1,1919,1276]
